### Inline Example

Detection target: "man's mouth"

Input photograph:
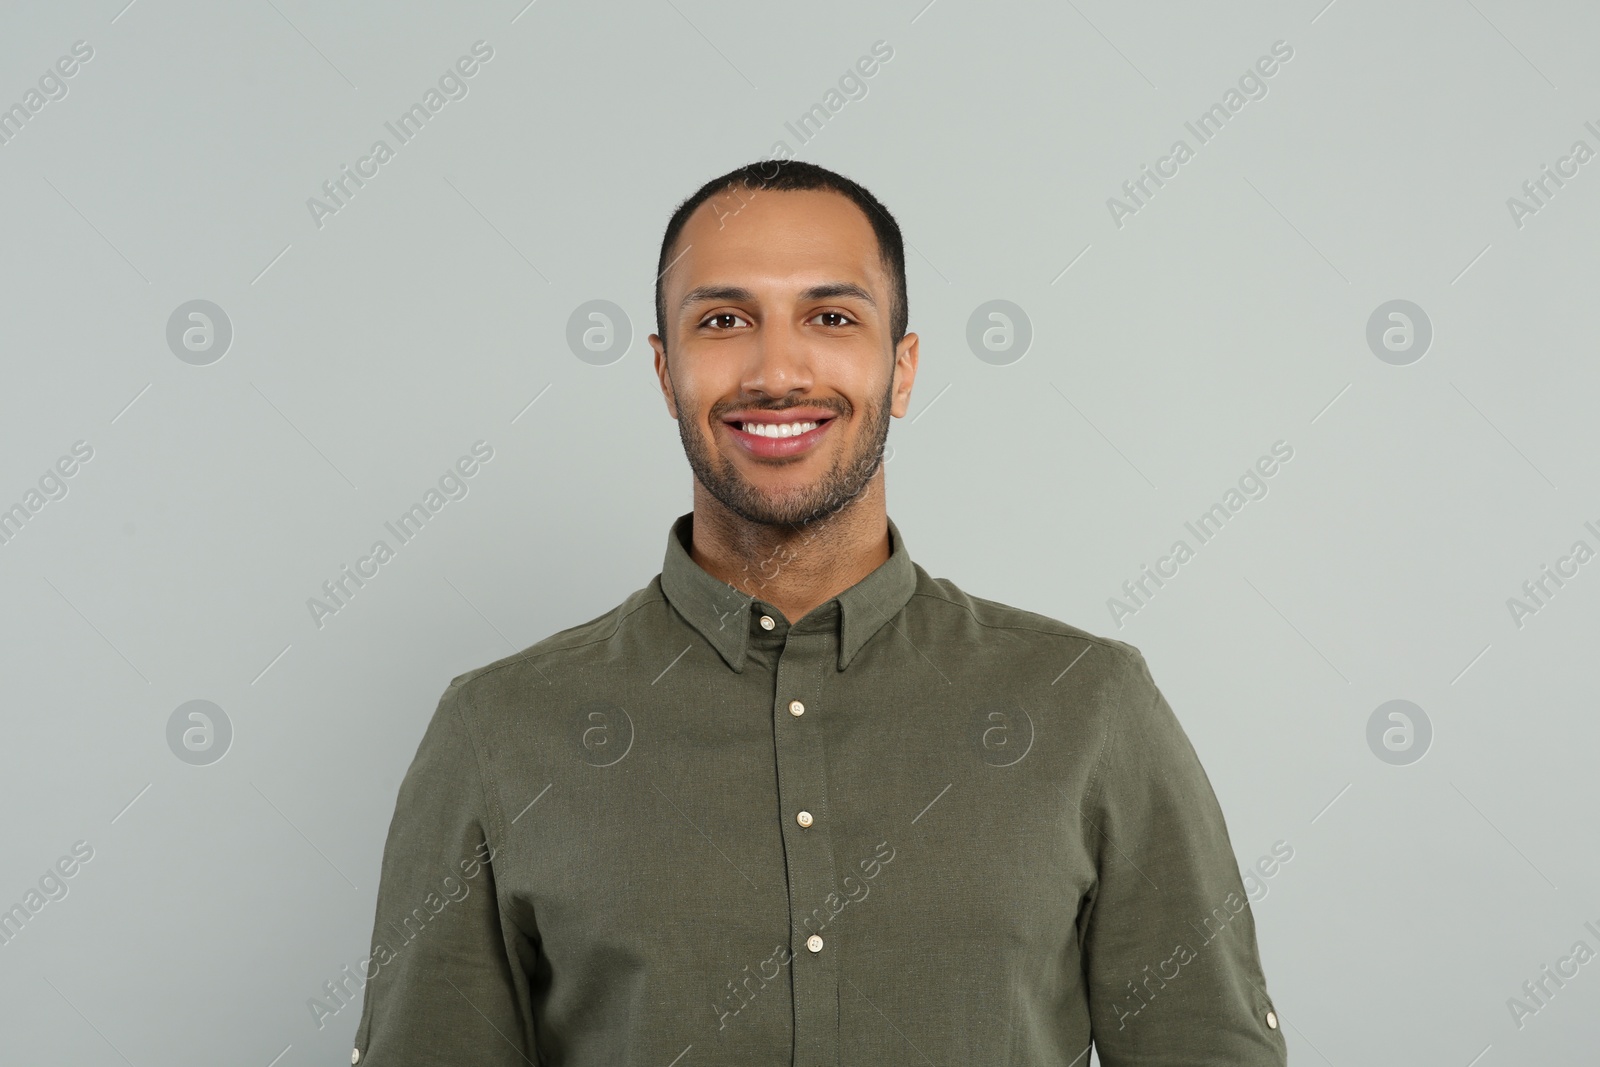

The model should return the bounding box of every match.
[733,418,826,438]
[721,410,838,457]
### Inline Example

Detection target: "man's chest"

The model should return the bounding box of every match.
[481,651,1106,1004]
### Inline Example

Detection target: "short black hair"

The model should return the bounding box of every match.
[654,159,908,355]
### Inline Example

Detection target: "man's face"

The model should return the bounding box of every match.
[650,187,918,528]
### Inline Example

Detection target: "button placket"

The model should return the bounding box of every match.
[771,628,840,1065]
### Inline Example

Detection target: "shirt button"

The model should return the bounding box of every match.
[796,810,813,827]
[759,614,775,630]
[789,700,805,716]
[807,934,823,953]
[351,1051,361,1065]
[1265,1010,1278,1029]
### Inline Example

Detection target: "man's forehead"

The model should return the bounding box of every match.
[692,183,867,232]
[667,188,885,303]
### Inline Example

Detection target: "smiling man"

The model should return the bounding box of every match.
[351,160,1289,1066]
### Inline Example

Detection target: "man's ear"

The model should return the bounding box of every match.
[889,331,920,418]
[649,333,679,419]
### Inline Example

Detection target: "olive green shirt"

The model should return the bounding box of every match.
[352,511,1287,1065]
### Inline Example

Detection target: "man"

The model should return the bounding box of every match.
[350,160,1288,1065]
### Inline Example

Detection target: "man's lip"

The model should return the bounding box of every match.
[721,409,837,426]
[723,415,836,458]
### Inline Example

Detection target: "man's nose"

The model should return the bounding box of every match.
[745,315,814,395]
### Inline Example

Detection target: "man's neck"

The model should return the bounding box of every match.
[688,475,891,624]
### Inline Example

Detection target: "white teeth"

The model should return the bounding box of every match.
[741,420,819,438]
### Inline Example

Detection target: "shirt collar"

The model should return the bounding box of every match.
[658,509,918,673]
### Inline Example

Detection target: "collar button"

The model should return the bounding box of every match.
[758,614,776,630]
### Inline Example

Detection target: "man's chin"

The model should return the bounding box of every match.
[714,482,849,528]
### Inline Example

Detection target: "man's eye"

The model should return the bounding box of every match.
[814,311,854,327]
[701,313,748,329]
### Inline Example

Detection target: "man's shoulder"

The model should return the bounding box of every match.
[911,564,1141,664]
[910,568,1169,746]
[441,578,669,703]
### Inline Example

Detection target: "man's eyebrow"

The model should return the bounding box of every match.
[801,282,876,307]
[678,282,878,312]
[680,285,754,311]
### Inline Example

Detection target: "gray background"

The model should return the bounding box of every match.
[2,0,1597,1063]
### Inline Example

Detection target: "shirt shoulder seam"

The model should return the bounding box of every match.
[908,583,1145,830]
[456,587,668,688]
[1079,647,1154,828]
[447,679,504,853]
[907,586,1134,655]
[446,677,518,936]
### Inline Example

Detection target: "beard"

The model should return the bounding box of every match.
[675,374,893,530]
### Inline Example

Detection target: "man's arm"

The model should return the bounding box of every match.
[1077,650,1288,1066]
[351,679,538,1065]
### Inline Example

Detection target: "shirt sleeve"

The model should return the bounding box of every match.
[351,679,540,1065]
[1077,650,1288,1066]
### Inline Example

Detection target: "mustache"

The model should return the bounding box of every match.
[711,400,850,419]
